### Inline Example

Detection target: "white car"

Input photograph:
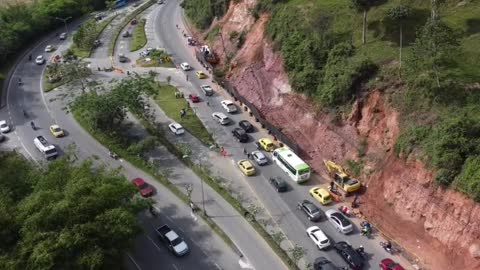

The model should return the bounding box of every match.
[180,62,191,71]
[325,209,353,234]
[59,32,67,40]
[35,55,45,65]
[0,120,10,133]
[212,112,230,125]
[306,226,330,250]
[221,100,237,113]
[45,45,54,52]
[168,122,185,135]
[252,150,268,166]
[201,84,214,96]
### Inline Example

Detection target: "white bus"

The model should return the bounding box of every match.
[272,147,311,183]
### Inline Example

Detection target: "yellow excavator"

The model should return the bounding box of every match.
[323,160,361,196]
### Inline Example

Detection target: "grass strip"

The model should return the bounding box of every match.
[71,14,119,58]
[153,83,214,145]
[71,109,237,255]
[130,19,147,52]
[109,0,155,56]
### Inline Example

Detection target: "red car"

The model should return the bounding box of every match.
[131,178,153,197]
[380,259,405,270]
[188,94,200,103]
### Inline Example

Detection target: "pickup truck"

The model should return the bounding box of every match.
[156,225,189,256]
[33,136,58,160]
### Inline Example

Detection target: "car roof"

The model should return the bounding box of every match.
[222,100,233,104]
[170,123,182,128]
[50,124,60,128]
[260,138,273,143]
[132,178,146,185]
[252,151,265,157]
[312,187,330,196]
[0,120,6,124]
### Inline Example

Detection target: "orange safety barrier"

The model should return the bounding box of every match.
[329,191,343,202]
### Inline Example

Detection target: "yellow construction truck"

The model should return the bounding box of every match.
[323,160,362,196]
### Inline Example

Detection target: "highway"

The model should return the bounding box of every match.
[152,1,411,269]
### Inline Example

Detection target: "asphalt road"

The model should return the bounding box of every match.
[0,6,245,270]
[154,1,411,269]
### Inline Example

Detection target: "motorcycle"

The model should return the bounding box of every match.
[30,121,36,130]
[380,241,394,254]
[109,151,118,160]
[356,246,367,259]
[360,221,372,237]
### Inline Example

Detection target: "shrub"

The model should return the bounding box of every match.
[455,156,480,202]
[182,0,230,29]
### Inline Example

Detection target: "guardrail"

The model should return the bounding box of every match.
[195,50,300,154]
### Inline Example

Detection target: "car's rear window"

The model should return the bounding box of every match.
[332,212,350,226]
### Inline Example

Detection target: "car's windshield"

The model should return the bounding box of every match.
[138,183,149,190]
[332,212,350,226]
[45,149,57,155]
[171,238,183,246]
[53,128,61,132]
[0,123,6,128]
[298,168,310,175]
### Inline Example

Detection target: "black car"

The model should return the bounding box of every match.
[232,128,248,142]
[297,200,323,221]
[314,257,342,270]
[269,177,287,192]
[334,242,364,270]
[239,120,254,132]
[0,134,5,143]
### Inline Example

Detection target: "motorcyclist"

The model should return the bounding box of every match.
[357,245,364,254]
[30,121,35,130]
[28,54,32,61]
[385,241,392,250]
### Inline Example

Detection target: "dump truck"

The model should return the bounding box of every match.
[323,160,361,196]
[156,225,189,256]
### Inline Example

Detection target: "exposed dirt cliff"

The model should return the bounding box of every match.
[197,1,480,269]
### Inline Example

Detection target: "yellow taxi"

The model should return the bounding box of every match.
[195,71,207,79]
[258,138,275,152]
[237,159,256,176]
[49,124,65,137]
[309,187,332,205]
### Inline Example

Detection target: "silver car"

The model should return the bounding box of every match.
[252,150,268,165]
[325,209,353,234]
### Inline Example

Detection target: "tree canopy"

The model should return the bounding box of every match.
[0,152,147,270]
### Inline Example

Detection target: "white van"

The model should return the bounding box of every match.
[34,136,58,160]
[212,112,230,125]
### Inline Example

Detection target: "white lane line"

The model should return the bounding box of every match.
[164,215,173,222]
[146,235,163,252]
[171,264,179,270]
[214,263,222,270]
[126,253,142,270]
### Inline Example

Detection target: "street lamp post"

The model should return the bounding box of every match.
[55,16,72,34]
[201,176,206,216]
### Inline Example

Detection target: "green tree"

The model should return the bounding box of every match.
[72,19,98,50]
[350,0,386,44]
[387,5,411,72]
[106,0,116,13]
[408,19,459,88]
[62,59,92,93]
[455,156,480,202]
[0,153,147,270]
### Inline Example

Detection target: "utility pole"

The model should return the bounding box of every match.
[55,16,72,34]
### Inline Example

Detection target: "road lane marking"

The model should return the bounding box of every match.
[214,263,222,270]
[126,253,142,270]
[171,264,179,270]
[146,235,163,253]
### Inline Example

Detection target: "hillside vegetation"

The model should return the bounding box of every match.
[183,0,480,201]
